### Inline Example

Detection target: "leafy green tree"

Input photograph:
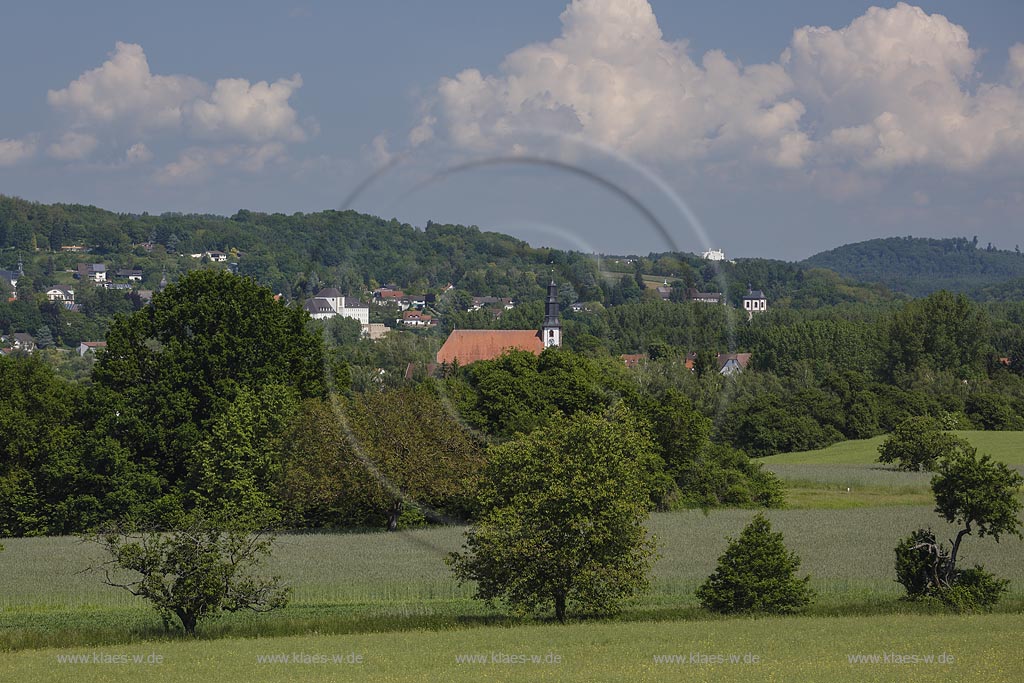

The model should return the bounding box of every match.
[90,511,288,636]
[894,445,1021,609]
[883,291,991,383]
[346,385,484,531]
[931,446,1022,582]
[693,349,717,377]
[697,514,814,614]
[455,348,631,439]
[964,393,1024,430]
[92,270,325,517]
[641,390,783,508]
[278,398,370,529]
[877,416,968,471]
[448,407,657,622]
[187,385,298,519]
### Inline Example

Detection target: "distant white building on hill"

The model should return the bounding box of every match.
[702,248,726,261]
[742,288,768,317]
[303,288,370,325]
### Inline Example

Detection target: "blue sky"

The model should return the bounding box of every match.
[1,1,1022,259]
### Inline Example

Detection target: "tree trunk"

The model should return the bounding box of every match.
[177,609,197,636]
[946,523,972,584]
[554,592,566,623]
[387,500,402,532]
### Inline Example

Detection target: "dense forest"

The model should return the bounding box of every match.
[2,196,1024,538]
[804,236,1024,297]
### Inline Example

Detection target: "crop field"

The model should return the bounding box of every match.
[2,507,1022,646]
[759,431,1024,509]
[2,432,1022,680]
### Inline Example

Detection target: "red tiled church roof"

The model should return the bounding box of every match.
[436,329,544,365]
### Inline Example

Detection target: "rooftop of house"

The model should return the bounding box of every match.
[436,329,544,365]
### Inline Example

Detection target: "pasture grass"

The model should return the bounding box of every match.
[760,431,1024,466]
[758,431,1024,508]
[3,507,1022,650]
[2,613,1022,682]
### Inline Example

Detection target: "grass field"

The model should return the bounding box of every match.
[760,431,1024,466]
[3,613,1022,682]
[2,431,1022,680]
[2,507,1022,650]
[759,431,1024,509]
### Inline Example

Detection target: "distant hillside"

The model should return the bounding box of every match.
[803,236,1024,297]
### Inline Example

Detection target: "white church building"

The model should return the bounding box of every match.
[303,288,370,325]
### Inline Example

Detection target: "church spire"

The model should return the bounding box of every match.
[542,279,561,348]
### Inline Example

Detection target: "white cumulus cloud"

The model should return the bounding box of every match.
[421,0,1024,174]
[189,75,307,142]
[785,2,1024,170]
[48,42,204,129]
[430,0,806,167]
[0,136,37,165]
[47,131,99,160]
[47,42,311,173]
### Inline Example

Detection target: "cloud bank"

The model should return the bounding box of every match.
[44,42,310,179]
[418,1,1024,173]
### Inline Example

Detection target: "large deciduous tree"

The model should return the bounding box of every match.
[92,270,325,519]
[448,407,657,622]
[346,385,484,531]
[895,445,1022,608]
[877,416,968,472]
[931,446,1022,580]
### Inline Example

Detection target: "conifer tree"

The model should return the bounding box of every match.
[697,513,814,613]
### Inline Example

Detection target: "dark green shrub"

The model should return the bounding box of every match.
[697,514,814,614]
[894,529,949,598]
[894,530,1009,610]
[941,566,1009,610]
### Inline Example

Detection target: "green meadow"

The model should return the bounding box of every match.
[2,431,1022,680]
[3,614,1021,683]
[760,431,1024,509]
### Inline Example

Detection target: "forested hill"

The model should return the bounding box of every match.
[803,236,1024,297]
[0,195,890,308]
[0,195,590,302]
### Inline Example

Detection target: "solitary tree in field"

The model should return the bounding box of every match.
[895,445,1022,607]
[877,416,967,471]
[448,407,657,622]
[697,514,814,614]
[90,511,289,635]
[931,447,1022,582]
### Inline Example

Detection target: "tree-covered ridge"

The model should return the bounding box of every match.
[803,236,1024,297]
[0,195,575,302]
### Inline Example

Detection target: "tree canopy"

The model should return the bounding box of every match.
[448,407,657,622]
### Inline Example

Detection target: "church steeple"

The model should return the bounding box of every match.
[542,280,561,348]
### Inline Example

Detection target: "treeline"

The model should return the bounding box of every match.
[804,236,1024,297]
[0,271,785,537]
[2,195,900,343]
[4,271,1024,537]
